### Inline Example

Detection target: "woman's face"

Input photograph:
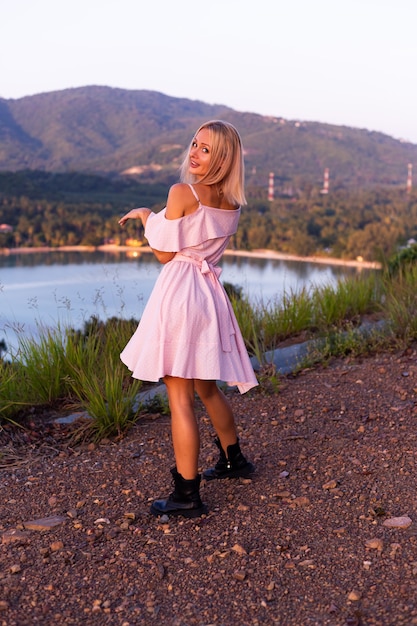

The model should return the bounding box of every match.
[189,128,211,179]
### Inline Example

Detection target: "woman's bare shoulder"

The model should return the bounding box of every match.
[166,183,198,218]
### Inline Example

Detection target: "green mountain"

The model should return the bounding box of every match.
[1,85,416,189]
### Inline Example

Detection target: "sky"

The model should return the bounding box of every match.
[2,0,417,144]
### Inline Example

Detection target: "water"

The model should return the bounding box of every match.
[0,249,360,354]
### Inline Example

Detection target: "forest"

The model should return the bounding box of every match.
[0,171,416,262]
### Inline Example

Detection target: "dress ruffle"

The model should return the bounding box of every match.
[145,205,240,252]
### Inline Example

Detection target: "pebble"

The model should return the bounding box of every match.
[291,496,310,507]
[382,516,412,529]
[322,479,338,490]
[365,538,384,551]
[232,543,247,555]
[1,529,30,545]
[275,491,291,499]
[348,590,361,601]
[23,516,67,531]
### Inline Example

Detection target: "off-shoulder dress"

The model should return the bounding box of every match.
[120,185,258,394]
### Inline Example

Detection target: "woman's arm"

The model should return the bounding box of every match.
[151,249,176,264]
[118,207,151,227]
[118,207,175,264]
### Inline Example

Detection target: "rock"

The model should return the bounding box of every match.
[2,529,30,545]
[292,496,310,507]
[23,516,67,531]
[322,479,338,490]
[232,543,247,555]
[389,543,401,558]
[275,491,291,499]
[50,541,64,552]
[348,590,361,601]
[382,516,412,529]
[233,570,247,581]
[365,537,384,551]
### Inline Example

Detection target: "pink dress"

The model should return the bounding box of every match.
[120,185,258,394]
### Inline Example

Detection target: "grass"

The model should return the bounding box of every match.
[2,259,417,439]
[230,270,382,356]
[1,316,142,439]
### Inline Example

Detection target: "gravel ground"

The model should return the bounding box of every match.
[1,345,417,625]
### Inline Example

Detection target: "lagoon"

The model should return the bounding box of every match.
[0,249,362,354]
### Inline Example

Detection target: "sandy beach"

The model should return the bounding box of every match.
[0,244,381,269]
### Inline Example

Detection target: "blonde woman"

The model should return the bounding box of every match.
[119,120,257,518]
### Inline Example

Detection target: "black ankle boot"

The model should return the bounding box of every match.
[150,467,208,518]
[203,438,255,481]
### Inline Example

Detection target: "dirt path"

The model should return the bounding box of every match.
[1,346,417,625]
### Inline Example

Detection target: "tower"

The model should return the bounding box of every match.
[268,172,274,201]
[321,168,329,194]
[407,163,413,194]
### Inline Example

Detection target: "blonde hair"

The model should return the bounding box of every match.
[180,120,246,206]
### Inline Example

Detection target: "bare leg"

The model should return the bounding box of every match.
[163,376,200,480]
[194,380,238,451]
[195,380,254,481]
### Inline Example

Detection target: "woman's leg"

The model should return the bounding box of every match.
[195,379,254,481]
[163,375,200,480]
[193,380,238,450]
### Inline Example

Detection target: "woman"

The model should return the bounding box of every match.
[119,120,258,518]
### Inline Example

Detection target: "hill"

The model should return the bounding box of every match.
[1,85,417,189]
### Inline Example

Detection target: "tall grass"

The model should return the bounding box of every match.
[3,264,417,440]
[231,271,382,357]
[64,317,142,440]
[15,323,74,403]
[312,271,382,329]
[1,316,142,439]
[383,263,417,344]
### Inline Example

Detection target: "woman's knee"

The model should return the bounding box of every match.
[164,376,195,408]
[194,380,220,402]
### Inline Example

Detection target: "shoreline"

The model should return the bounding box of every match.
[0,244,381,269]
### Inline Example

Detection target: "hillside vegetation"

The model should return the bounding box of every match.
[1,171,416,261]
[1,86,417,190]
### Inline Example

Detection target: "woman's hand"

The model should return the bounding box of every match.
[118,207,151,227]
